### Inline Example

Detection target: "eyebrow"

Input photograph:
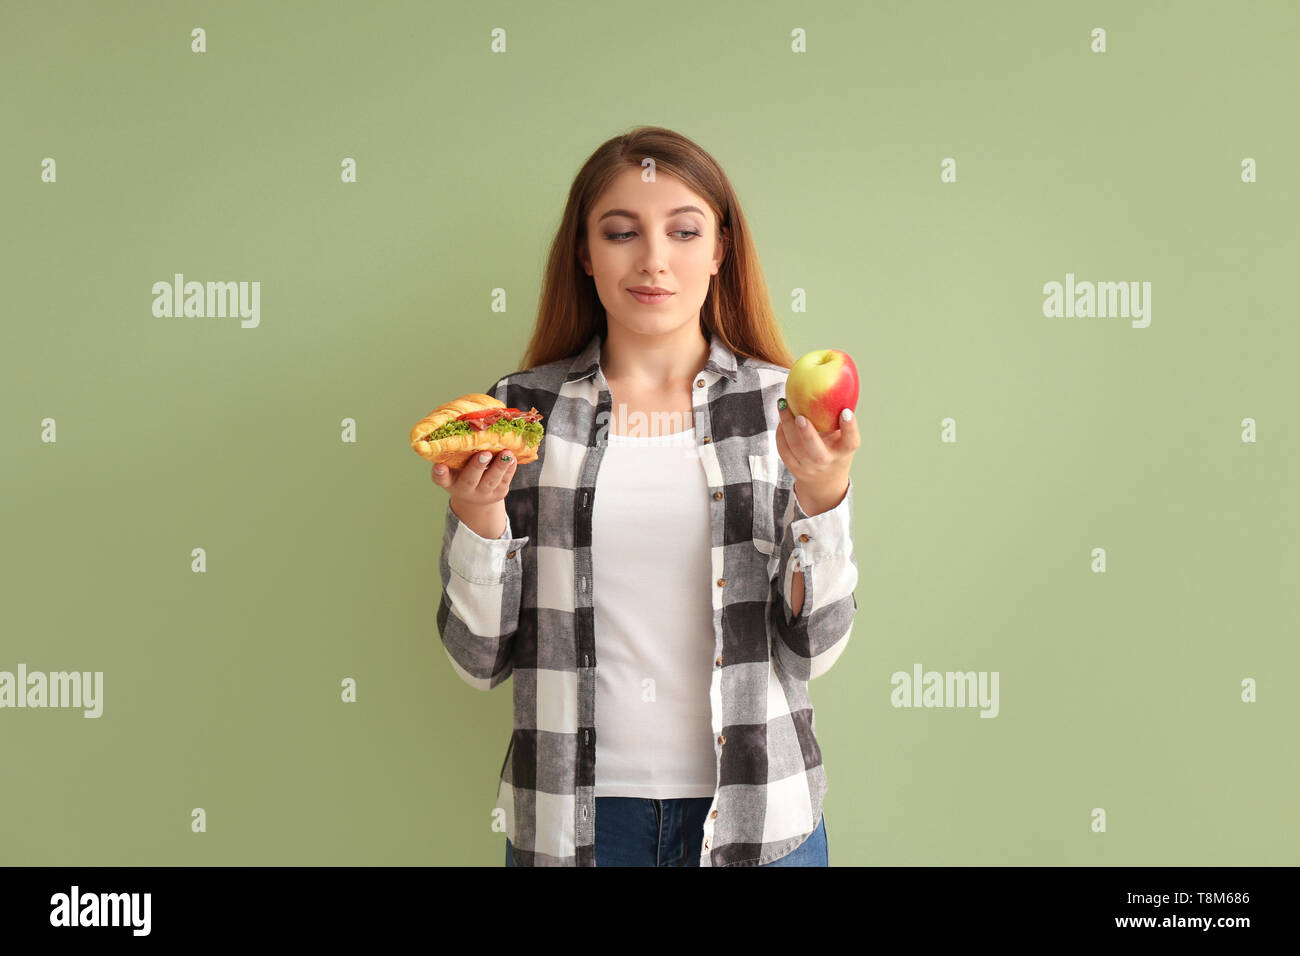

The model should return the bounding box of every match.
[597,205,706,222]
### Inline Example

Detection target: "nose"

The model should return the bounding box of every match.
[635,232,670,274]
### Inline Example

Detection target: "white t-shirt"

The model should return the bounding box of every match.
[591,426,719,798]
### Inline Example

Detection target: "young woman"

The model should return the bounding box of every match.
[432,126,860,867]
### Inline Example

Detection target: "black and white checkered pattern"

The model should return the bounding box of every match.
[437,331,858,866]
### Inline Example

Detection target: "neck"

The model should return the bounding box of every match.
[601,319,710,388]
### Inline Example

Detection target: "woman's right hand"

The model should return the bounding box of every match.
[431,449,519,507]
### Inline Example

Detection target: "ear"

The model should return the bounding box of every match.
[714,224,730,273]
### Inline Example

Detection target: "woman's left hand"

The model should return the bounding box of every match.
[775,398,859,516]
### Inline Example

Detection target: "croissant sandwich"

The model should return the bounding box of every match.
[409,393,545,468]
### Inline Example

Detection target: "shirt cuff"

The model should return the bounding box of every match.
[789,477,854,568]
[444,501,530,584]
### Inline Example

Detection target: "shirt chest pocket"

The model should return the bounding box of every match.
[748,453,789,556]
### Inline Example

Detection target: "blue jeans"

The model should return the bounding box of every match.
[505,796,828,866]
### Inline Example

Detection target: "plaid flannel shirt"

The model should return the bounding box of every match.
[436,330,859,866]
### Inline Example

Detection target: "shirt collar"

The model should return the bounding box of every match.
[564,329,741,385]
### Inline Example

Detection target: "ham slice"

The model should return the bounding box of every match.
[454,406,543,432]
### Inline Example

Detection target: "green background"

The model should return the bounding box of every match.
[2,0,1295,865]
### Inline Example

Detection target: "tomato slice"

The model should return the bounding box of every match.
[455,407,522,422]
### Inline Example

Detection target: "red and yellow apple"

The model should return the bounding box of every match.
[785,349,859,433]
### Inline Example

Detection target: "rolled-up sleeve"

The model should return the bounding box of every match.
[437,501,531,691]
[769,476,858,681]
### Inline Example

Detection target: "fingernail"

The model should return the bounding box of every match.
[435,465,445,473]
[777,397,787,410]
[796,414,808,428]
[841,408,853,422]
[501,453,512,463]
[479,452,491,463]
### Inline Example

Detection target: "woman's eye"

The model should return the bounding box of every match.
[603,230,701,241]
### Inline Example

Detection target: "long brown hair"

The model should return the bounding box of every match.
[517,126,796,373]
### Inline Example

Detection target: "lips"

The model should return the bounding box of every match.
[629,289,674,304]
[628,287,674,294]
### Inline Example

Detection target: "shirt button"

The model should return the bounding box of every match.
[798,534,810,543]
[506,550,517,558]
[714,656,723,667]
[710,810,718,818]
[695,378,706,388]
[717,734,726,745]
[702,436,711,444]
[712,490,723,501]
[716,577,726,588]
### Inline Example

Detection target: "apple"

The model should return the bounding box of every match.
[786,349,859,433]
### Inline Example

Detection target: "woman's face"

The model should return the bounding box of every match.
[581,167,728,340]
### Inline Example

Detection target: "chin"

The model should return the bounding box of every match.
[608,314,694,338]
